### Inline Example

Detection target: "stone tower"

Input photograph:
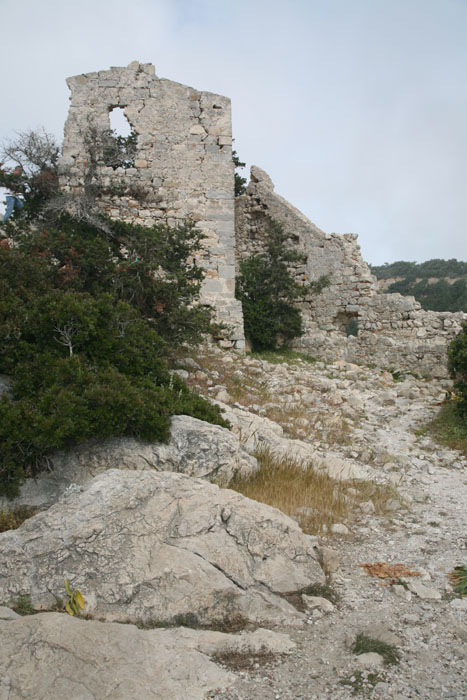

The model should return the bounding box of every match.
[59,61,244,348]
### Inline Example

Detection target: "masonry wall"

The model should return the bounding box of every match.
[235,167,466,377]
[59,61,244,347]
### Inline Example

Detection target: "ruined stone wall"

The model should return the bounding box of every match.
[58,62,464,373]
[59,61,244,347]
[235,167,466,377]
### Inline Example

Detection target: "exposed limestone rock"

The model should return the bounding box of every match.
[0,470,324,626]
[302,595,335,613]
[1,415,258,510]
[0,613,235,700]
[0,606,19,620]
[213,400,371,480]
[356,652,385,668]
[406,580,442,600]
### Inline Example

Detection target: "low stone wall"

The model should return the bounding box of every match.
[235,167,466,377]
[59,61,244,347]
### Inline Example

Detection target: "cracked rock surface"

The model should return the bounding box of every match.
[0,470,323,627]
[0,613,236,700]
[0,414,258,510]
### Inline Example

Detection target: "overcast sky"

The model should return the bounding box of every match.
[1,0,466,265]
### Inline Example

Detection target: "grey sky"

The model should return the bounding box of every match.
[1,0,466,264]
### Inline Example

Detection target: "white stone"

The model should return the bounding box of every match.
[302,595,335,613]
[330,523,350,535]
[407,580,441,600]
[356,652,385,668]
[0,606,19,620]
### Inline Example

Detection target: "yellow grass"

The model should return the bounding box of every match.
[229,448,401,535]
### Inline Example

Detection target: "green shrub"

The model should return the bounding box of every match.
[0,215,227,498]
[235,220,328,351]
[447,322,467,415]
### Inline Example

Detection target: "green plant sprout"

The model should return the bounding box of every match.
[64,579,85,616]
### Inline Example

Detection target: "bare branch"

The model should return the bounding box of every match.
[53,322,77,357]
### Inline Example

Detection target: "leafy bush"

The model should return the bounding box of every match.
[235,220,328,351]
[0,129,60,219]
[0,215,226,497]
[447,322,467,415]
[448,565,467,597]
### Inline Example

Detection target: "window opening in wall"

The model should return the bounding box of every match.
[109,107,132,138]
[335,312,359,337]
[102,107,137,170]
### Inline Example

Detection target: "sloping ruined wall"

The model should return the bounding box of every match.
[235,167,466,377]
[59,61,244,347]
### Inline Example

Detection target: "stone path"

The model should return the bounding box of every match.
[183,346,467,700]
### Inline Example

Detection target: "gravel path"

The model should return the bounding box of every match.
[188,348,467,700]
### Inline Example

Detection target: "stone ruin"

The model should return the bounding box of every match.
[236,167,466,378]
[59,61,244,348]
[59,61,466,377]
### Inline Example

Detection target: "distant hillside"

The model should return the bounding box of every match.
[370,259,467,313]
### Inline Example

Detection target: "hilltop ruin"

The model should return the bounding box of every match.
[59,61,466,376]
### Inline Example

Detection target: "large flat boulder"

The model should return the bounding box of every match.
[0,613,294,699]
[1,414,258,509]
[0,613,234,700]
[0,470,323,626]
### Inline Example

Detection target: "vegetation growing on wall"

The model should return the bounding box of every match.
[235,220,329,351]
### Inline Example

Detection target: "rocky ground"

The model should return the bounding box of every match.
[1,344,466,699]
[180,344,467,700]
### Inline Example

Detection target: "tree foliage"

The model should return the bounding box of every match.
[0,213,225,497]
[370,259,467,312]
[235,221,329,351]
[232,150,247,197]
[0,129,60,219]
[370,259,467,280]
[448,322,467,416]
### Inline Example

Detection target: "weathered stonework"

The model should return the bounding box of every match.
[59,61,244,347]
[235,167,466,377]
[59,62,465,375]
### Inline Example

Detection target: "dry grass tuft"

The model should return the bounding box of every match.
[229,448,401,535]
[213,646,285,671]
[0,506,37,533]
